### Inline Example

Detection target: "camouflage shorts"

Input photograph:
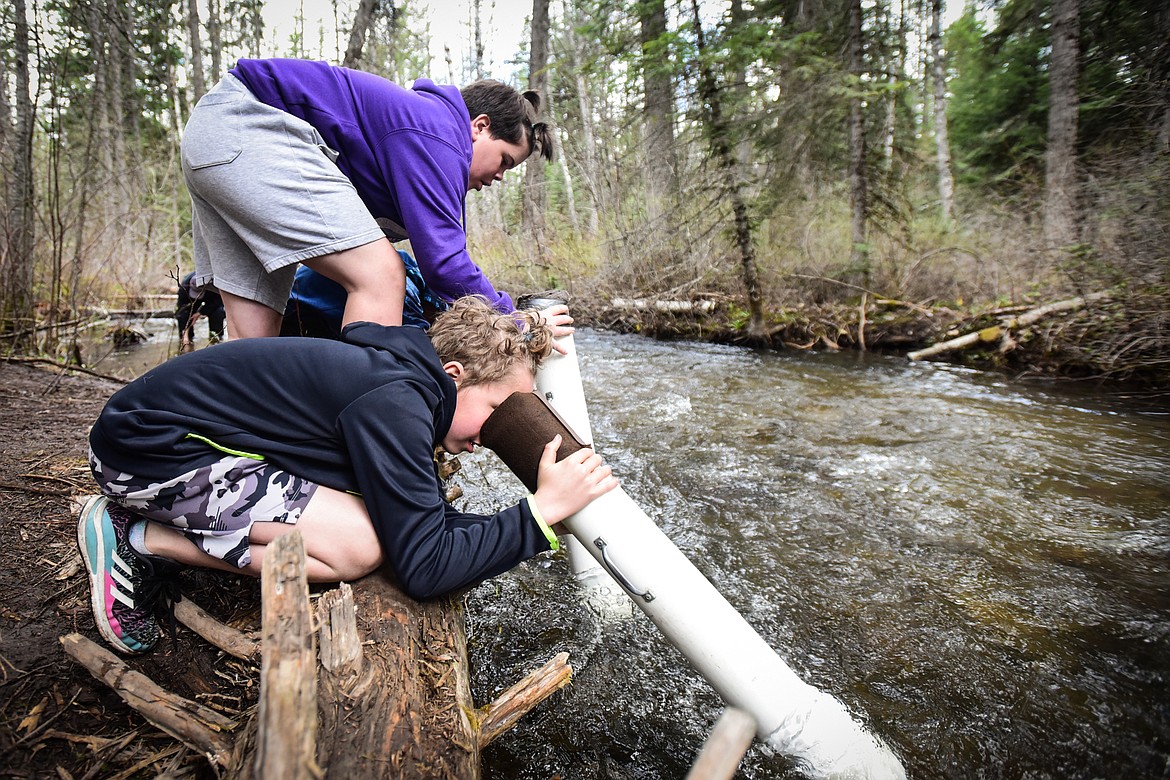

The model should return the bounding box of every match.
[89,449,318,569]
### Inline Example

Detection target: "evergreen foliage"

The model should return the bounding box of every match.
[0,0,1166,378]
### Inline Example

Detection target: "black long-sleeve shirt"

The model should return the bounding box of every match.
[89,322,552,598]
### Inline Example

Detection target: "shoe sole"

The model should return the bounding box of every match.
[76,496,145,655]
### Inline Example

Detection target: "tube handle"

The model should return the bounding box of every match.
[594,537,655,602]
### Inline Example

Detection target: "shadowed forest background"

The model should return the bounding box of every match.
[0,0,1167,382]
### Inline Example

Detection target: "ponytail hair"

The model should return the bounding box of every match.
[461,80,555,163]
[429,296,554,387]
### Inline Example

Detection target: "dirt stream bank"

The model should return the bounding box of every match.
[0,362,263,778]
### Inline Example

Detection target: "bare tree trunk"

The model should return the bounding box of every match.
[640,0,676,218]
[250,0,265,58]
[689,0,766,340]
[522,0,550,248]
[564,5,602,236]
[846,0,870,285]
[87,5,115,198]
[472,0,484,80]
[930,0,955,223]
[0,0,36,340]
[728,0,752,172]
[1043,0,1081,248]
[1156,4,1170,153]
[63,97,98,323]
[207,0,223,78]
[186,0,208,102]
[880,0,899,165]
[343,0,379,67]
[558,131,580,236]
[115,1,141,156]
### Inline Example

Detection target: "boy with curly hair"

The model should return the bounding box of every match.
[78,298,615,654]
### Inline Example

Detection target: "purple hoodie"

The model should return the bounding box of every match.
[231,58,512,312]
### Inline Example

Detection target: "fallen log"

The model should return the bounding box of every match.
[908,291,1110,361]
[313,569,480,779]
[610,297,717,313]
[65,508,570,778]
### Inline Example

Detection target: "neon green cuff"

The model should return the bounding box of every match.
[526,495,560,551]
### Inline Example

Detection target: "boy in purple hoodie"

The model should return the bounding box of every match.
[181,59,558,339]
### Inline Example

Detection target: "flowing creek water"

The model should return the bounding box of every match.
[90,318,1170,778]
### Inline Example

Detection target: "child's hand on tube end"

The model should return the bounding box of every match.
[532,434,618,526]
[537,304,575,355]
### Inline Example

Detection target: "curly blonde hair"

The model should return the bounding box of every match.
[428,296,555,387]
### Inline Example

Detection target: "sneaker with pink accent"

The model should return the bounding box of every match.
[76,496,179,654]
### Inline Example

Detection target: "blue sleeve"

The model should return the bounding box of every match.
[337,384,548,599]
[372,128,514,312]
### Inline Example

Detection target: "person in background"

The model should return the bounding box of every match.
[182,58,561,340]
[175,271,226,351]
[77,297,617,655]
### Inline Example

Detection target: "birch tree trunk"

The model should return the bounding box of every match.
[565,4,602,236]
[880,0,901,165]
[472,0,485,80]
[930,0,955,223]
[1043,0,1081,248]
[0,0,36,338]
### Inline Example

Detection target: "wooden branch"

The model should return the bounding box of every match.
[174,598,260,660]
[684,707,757,780]
[476,652,572,749]
[59,633,236,766]
[908,292,1110,361]
[907,326,998,361]
[2,356,129,384]
[858,291,868,352]
[256,531,319,780]
[1003,291,1109,329]
[0,479,73,497]
[0,318,87,340]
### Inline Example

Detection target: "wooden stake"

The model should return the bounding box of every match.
[256,531,318,780]
[684,707,757,780]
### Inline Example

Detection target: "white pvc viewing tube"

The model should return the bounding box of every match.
[531,303,905,779]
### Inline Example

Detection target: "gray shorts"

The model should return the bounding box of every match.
[89,449,319,569]
[181,74,385,311]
